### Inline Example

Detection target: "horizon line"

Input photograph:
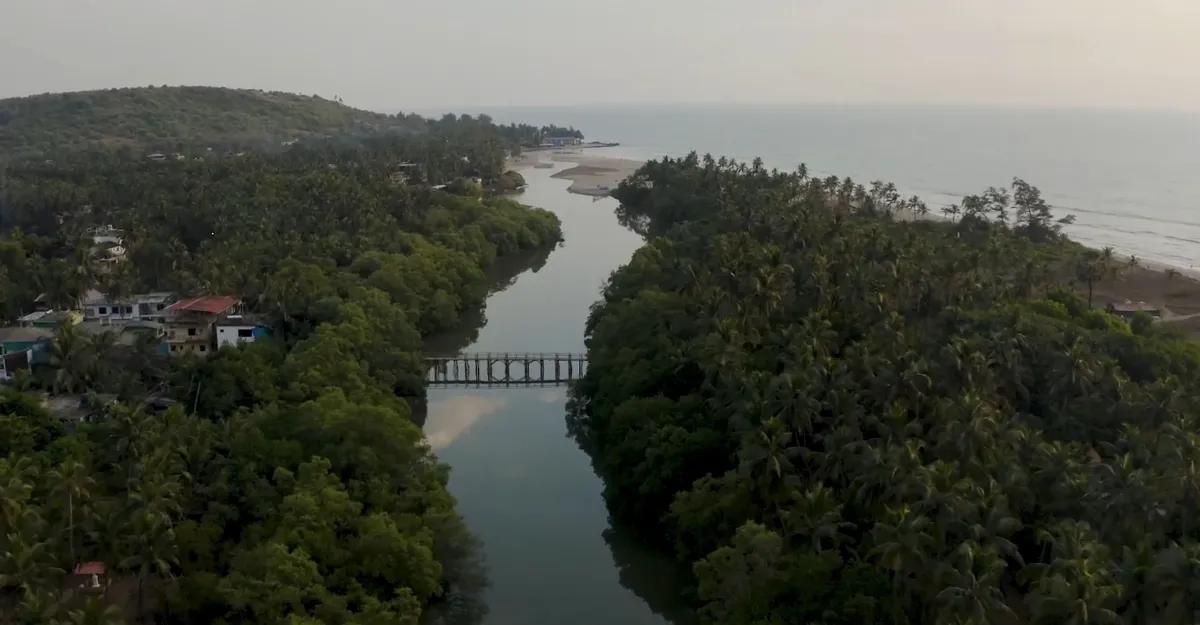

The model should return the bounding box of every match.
[390,100,1200,116]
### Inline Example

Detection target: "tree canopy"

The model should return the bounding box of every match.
[570,152,1200,625]
[0,114,561,623]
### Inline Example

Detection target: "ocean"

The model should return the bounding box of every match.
[468,104,1200,271]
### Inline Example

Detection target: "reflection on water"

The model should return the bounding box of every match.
[421,164,693,625]
[423,245,557,357]
[425,395,509,450]
[605,527,699,625]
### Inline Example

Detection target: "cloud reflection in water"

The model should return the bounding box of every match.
[424,394,509,450]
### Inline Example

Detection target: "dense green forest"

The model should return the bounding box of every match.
[569,153,1200,624]
[0,86,582,159]
[0,86,433,158]
[0,114,561,623]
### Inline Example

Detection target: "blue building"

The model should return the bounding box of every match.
[215,315,270,349]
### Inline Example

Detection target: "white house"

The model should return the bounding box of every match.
[215,315,269,348]
[82,291,177,323]
[89,225,123,246]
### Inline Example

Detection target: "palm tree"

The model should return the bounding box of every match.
[119,509,177,624]
[933,541,1015,625]
[66,597,125,625]
[49,460,95,567]
[48,322,94,395]
[99,264,136,320]
[1149,542,1200,625]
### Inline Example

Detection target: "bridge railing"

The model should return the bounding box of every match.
[423,352,587,361]
[423,352,588,386]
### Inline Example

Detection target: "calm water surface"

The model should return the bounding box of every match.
[422,164,693,625]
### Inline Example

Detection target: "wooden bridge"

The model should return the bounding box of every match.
[424,352,588,387]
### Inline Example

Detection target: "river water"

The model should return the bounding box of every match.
[421,164,694,625]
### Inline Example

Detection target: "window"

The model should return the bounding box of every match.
[170,345,177,352]
[157,303,165,310]
[125,306,134,314]
[98,306,107,315]
[237,329,253,338]
[198,346,206,352]
[187,328,197,336]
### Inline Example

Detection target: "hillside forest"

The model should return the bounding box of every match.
[0,111,561,624]
[570,153,1200,625]
[0,85,585,159]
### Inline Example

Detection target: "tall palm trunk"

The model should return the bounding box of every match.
[68,491,75,565]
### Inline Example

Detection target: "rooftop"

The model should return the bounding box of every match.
[166,296,239,315]
[34,311,77,325]
[17,311,48,323]
[140,292,176,303]
[215,313,269,327]
[81,289,107,306]
[79,319,164,334]
[1109,300,1161,313]
[0,326,55,343]
[73,562,106,576]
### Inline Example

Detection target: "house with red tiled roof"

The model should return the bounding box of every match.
[164,296,241,356]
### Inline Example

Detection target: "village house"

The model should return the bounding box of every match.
[69,561,107,594]
[79,318,169,352]
[164,296,240,356]
[83,291,177,323]
[91,243,126,274]
[215,314,270,349]
[89,225,124,246]
[0,326,54,381]
[18,310,82,329]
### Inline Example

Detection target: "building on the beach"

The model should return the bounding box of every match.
[215,314,270,349]
[1107,300,1162,320]
[543,136,583,148]
[164,295,241,356]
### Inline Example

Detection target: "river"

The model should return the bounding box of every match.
[420,163,695,625]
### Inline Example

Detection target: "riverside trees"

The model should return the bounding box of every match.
[0,121,561,623]
[570,153,1200,625]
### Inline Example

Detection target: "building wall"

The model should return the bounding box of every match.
[86,300,171,321]
[1,340,48,354]
[216,325,266,348]
[166,320,216,356]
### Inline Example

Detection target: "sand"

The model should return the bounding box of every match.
[507,153,644,197]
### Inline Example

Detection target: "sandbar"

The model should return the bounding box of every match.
[507,152,644,197]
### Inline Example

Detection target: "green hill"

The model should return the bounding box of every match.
[0,85,426,157]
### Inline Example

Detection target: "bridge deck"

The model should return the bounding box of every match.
[424,352,588,386]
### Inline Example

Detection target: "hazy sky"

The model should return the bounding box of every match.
[3,0,1198,111]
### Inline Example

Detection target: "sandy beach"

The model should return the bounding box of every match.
[508,152,644,197]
